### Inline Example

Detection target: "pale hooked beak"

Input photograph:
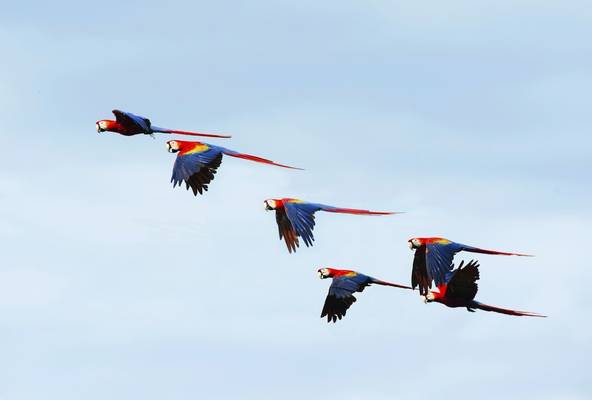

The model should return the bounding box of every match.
[96,123,103,133]
[166,142,176,153]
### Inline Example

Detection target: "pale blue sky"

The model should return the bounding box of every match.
[1,1,590,399]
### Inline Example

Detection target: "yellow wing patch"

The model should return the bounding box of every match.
[183,143,210,155]
[435,238,452,245]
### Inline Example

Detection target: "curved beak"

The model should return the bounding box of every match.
[96,123,103,133]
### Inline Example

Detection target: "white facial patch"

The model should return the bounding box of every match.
[264,199,276,210]
[167,141,179,152]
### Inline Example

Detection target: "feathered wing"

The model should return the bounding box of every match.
[275,208,299,253]
[444,260,480,301]
[424,242,460,289]
[321,273,371,323]
[283,202,323,248]
[112,109,151,132]
[411,246,432,295]
[171,145,224,196]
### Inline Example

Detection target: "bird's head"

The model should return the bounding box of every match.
[422,292,436,303]
[166,140,180,153]
[408,238,422,250]
[95,120,109,133]
[264,199,278,211]
[317,268,333,279]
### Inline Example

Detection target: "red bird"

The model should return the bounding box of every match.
[264,198,399,253]
[96,109,230,138]
[167,140,301,196]
[318,267,412,323]
[423,260,546,317]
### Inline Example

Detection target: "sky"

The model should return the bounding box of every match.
[0,1,591,399]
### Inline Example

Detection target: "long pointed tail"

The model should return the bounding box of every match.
[464,245,533,257]
[222,149,303,170]
[152,126,231,138]
[324,207,401,216]
[373,279,413,290]
[473,301,546,317]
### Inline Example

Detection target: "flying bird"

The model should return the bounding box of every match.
[167,140,301,196]
[408,237,532,295]
[264,198,399,253]
[96,109,230,138]
[423,260,545,317]
[318,267,412,323]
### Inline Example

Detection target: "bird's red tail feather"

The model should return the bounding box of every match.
[159,129,231,138]
[327,208,400,216]
[373,279,413,290]
[469,246,533,257]
[224,152,303,170]
[474,301,546,317]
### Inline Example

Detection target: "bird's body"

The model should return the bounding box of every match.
[318,267,412,323]
[167,140,301,197]
[408,236,531,295]
[265,198,398,253]
[96,110,230,138]
[424,260,545,317]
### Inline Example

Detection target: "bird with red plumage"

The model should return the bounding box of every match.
[96,109,230,138]
[166,140,301,197]
[423,259,545,317]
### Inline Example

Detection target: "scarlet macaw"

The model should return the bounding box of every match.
[264,198,398,253]
[318,267,412,323]
[408,237,531,295]
[423,260,545,317]
[96,110,230,138]
[167,140,301,196]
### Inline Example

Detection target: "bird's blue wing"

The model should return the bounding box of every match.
[112,109,151,132]
[171,145,224,196]
[283,201,324,247]
[426,241,464,286]
[321,273,373,323]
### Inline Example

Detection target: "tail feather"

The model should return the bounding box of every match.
[325,207,401,216]
[473,301,546,317]
[223,150,302,170]
[464,245,533,257]
[152,126,231,138]
[373,279,413,290]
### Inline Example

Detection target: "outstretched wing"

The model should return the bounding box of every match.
[321,273,372,323]
[275,208,299,253]
[171,144,224,196]
[283,201,324,248]
[445,260,480,301]
[112,109,151,132]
